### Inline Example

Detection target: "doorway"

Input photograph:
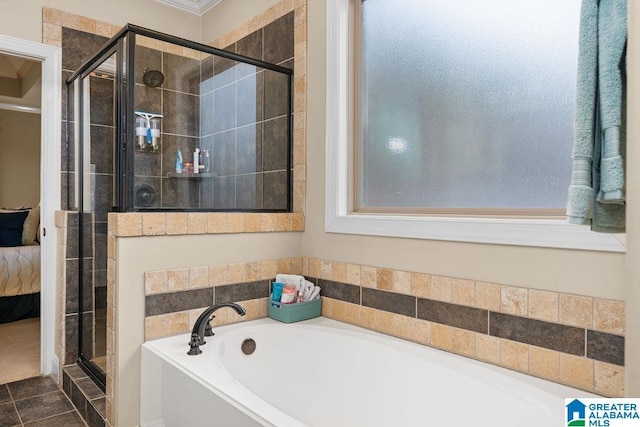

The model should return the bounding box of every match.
[0,34,61,381]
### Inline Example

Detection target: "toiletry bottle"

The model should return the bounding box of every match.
[198,148,205,173]
[193,148,200,174]
[204,149,211,173]
[176,149,183,173]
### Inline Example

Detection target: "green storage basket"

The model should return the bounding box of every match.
[268,296,322,323]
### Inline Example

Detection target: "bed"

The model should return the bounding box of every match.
[0,207,41,324]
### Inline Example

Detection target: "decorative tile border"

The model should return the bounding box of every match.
[303,258,625,397]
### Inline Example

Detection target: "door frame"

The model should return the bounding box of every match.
[0,34,61,377]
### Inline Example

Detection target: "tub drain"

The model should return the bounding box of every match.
[241,338,256,355]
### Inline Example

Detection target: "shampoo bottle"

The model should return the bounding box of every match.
[176,149,183,173]
[193,148,200,174]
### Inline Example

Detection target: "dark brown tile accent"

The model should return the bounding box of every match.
[215,280,270,303]
[587,330,625,366]
[417,299,488,334]
[134,84,162,115]
[87,399,106,427]
[236,30,263,80]
[64,315,79,364]
[163,91,200,137]
[490,312,585,355]
[0,401,20,426]
[89,125,114,174]
[14,391,74,424]
[263,116,288,172]
[236,173,263,210]
[76,378,104,401]
[263,170,288,210]
[7,376,59,401]
[23,410,86,427]
[263,13,294,65]
[135,46,162,86]
[236,123,263,174]
[362,288,416,317]
[317,279,360,305]
[62,28,109,71]
[91,397,105,418]
[162,176,200,209]
[64,365,89,381]
[146,288,214,317]
[213,44,237,90]
[0,384,9,404]
[200,55,214,94]
[263,68,289,120]
[160,134,199,177]
[88,76,114,127]
[70,380,87,419]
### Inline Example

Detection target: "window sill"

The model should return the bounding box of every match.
[325,213,626,252]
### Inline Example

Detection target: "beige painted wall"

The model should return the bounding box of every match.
[202,0,282,44]
[115,232,302,426]
[0,110,40,208]
[625,1,639,397]
[0,0,201,43]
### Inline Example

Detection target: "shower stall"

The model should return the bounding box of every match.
[65,25,293,388]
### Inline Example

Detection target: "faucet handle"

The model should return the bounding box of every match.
[204,315,215,337]
[187,333,203,356]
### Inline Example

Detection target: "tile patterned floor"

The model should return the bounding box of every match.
[0,376,86,427]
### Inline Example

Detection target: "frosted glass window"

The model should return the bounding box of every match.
[359,0,580,210]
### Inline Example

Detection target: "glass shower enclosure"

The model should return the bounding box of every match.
[66,25,293,388]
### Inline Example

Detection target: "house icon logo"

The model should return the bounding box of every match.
[566,399,587,426]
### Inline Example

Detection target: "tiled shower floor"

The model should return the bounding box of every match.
[0,376,86,427]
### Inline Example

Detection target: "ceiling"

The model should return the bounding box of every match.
[153,0,224,16]
[0,54,41,113]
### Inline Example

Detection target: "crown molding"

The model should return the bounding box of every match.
[154,0,224,16]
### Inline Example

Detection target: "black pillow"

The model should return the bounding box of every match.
[0,211,29,247]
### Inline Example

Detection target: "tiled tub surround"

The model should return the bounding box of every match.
[143,257,303,341]
[302,258,625,397]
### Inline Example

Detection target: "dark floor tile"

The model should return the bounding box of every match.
[587,330,625,366]
[490,312,585,355]
[63,365,89,381]
[0,401,20,427]
[23,410,86,427]
[417,299,488,334]
[317,279,360,305]
[361,288,416,317]
[8,376,59,401]
[87,398,105,427]
[90,397,105,418]
[146,288,214,317]
[76,378,104,401]
[215,281,270,303]
[0,384,9,404]
[15,391,74,424]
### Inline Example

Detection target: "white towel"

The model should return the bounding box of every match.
[275,274,305,290]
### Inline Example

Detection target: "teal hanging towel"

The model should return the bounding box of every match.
[567,0,627,233]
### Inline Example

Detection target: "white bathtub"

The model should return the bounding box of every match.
[141,317,597,426]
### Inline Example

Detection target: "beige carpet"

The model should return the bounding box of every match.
[0,318,40,384]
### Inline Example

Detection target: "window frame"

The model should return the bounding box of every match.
[325,0,625,252]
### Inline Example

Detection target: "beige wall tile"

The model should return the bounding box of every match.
[319,260,333,280]
[209,265,228,286]
[291,213,305,231]
[144,271,167,295]
[559,294,593,328]
[529,346,559,381]
[451,279,475,307]
[275,213,292,231]
[344,302,360,325]
[167,268,189,291]
[321,297,333,318]
[261,214,276,232]
[308,258,320,278]
[166,213,188,235]
[95,21,112,38]
[393,270,411,295]
[360,306,376,330]
[276,258,293,275]
[145,316,167,341]
[294,111,306,129]
[501,286,528,316]
[559,354,594,391]
[500,339,528,372]
[291,257,303,275]
[333,262,347,282]
[261,260,278,281]
[594,361,624,397]
[79,16,96,33]
[188,213,207,234]
[226,213,244,233]
[61,12,81,30]
[593,299,625,335]
[42,23,62,41]
[116,213,142,236]
[302,257,309,276]
[167,312,189,335]
[346,264,361,285]
[228,263,246,284]
[142,213,165,236]
[452,328,475,357]
[376,268,393,291]
[375,310,395,335]
[43,7,63,25]
[361,266,377,288]
[475,334,501,364]
[411,273,430,299]
[430,323,453,351]
[207,213,227,233]
[245,262,262,281]
[243,213,261,232]
[528,290,558,322]
[189,266,209,289]
[430,276,452,302]
[332,299,346,322]
[476,282,501,311]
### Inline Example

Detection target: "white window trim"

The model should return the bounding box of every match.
[325,0,625,253]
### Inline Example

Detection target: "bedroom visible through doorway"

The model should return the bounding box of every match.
[0,53,42,384]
